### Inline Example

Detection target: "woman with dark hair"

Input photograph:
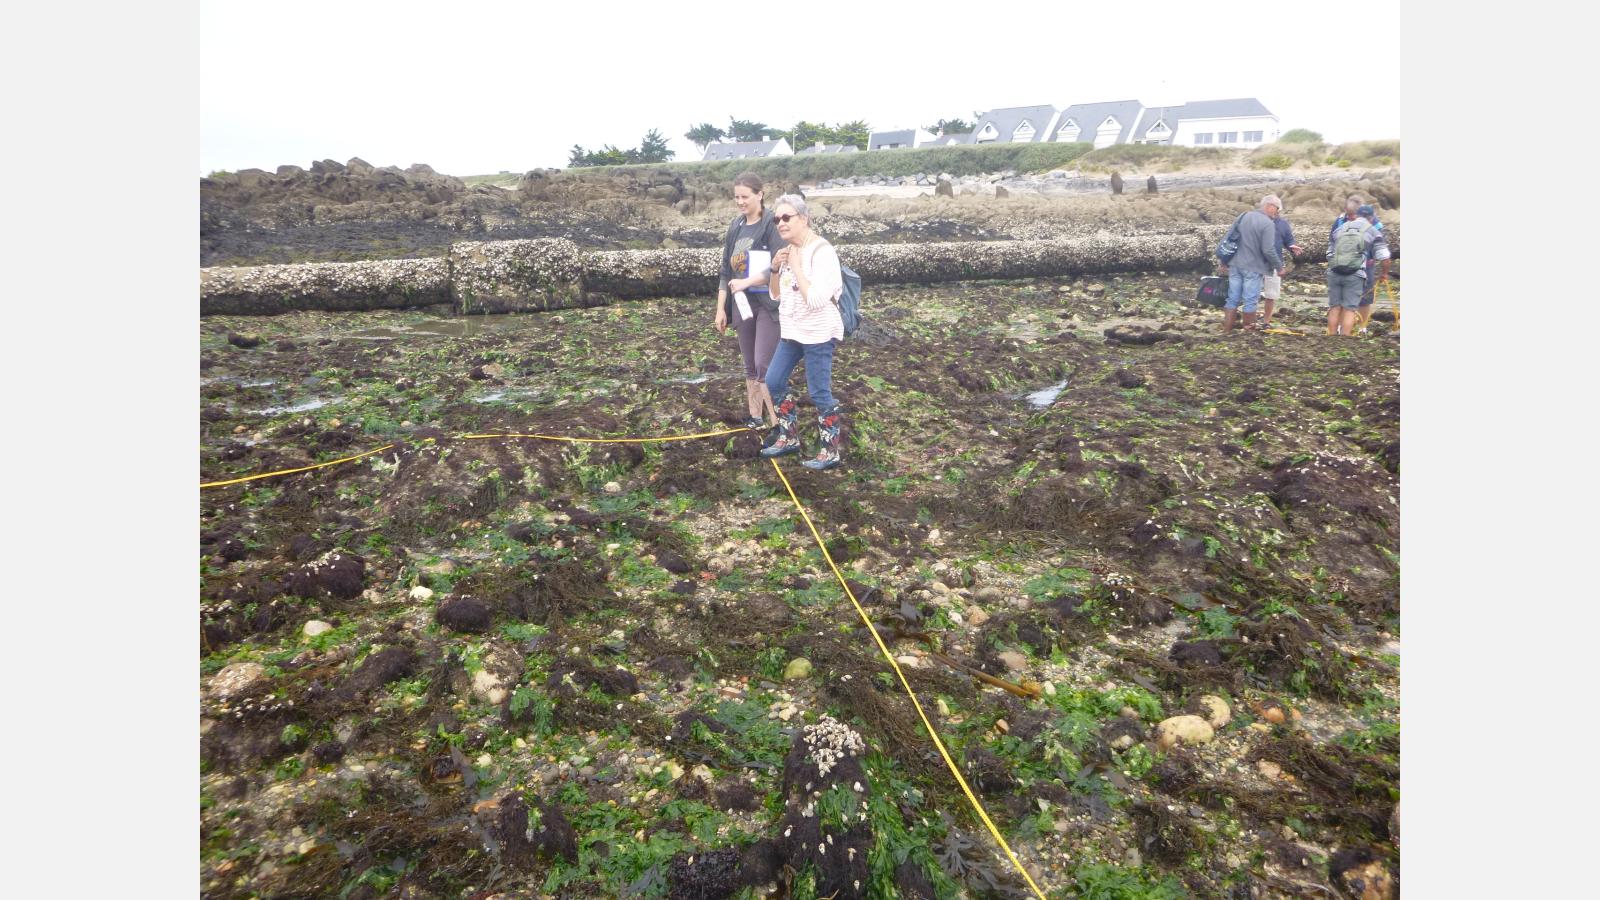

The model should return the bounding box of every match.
[713,172,784,428]
[760,194,847,471]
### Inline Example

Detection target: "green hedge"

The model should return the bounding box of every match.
[581,142,1097,182]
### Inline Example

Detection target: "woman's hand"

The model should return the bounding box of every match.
[727,277,748,292]
[714,301,728,334]
[772,247,791,270]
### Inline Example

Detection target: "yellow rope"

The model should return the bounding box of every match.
[1381,279,1399,331]
[767,458,1048,900]
[199,444,396,488]
[456,427,745,444]
[200,428,747,489]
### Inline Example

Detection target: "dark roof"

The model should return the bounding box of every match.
[931,132,972,145]
[1173,98,1274,120]
[1134,105,1183,141]
[869,129,916,149]
[1051,100,1144,144]
[970,105,1057,143]
[702,140,788,161]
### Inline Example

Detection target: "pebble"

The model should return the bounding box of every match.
[997,650,1028,672]
[603,481,622,494]
[974,586,1004,604]
[1155,715,1215,749]
[895,655,922,669]
[1197,695,1231,729]
[472,670,506,706]
[929,581,950,596]
[302,620,334,638]
[1256,760,1284,780]
[708,556,735,576]
[210,662,267,700]
[783,658,813,680]
[967,607,991,627]
[1110,734,1136,751]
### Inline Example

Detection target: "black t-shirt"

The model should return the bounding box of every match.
[720,212,784,301]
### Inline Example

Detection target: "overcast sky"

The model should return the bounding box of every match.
[200,0,1400,177]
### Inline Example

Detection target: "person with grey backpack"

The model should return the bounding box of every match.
[1325,205,1391,336]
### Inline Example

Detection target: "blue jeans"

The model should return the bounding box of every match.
[764,338,837,414]
[1225,269,1264,312]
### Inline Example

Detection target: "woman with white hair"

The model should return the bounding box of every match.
[758,194,847,471]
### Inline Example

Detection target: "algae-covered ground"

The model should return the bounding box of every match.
[199,270,1400,899]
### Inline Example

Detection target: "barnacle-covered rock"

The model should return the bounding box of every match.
[200,257,450,315]
[449,238,589,314]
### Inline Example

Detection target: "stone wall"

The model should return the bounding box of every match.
[200,225,1398,315]
[199,258,452,316]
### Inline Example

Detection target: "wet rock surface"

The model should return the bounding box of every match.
[199,264,1399,897]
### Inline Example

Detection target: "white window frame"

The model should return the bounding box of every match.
[1194,133,1213,145]
[1219,132,1238,144]
[1011,119,1035,142]
[975,122,999,143]
[1244,130,1263,142]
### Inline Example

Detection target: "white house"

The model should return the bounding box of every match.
[847,97,1278,152]
[1142,99,1280,148]
[796,142,861,155]
[868,128,937,150]
[702,139,793,161]
[969,105,1059,144]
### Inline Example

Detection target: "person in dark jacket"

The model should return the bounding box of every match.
[712,172,785,428]
[1262,203,1303,327]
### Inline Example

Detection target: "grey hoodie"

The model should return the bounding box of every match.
[1231,209,1283,276]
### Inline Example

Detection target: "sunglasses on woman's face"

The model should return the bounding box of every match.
[772,213,800,224]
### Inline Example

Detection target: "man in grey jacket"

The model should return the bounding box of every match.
[1218,195,1285,332]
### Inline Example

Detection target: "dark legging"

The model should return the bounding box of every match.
[734,303,781,380]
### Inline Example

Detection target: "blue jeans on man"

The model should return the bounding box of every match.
[764,338,837,413]
[1226,269,1264,313]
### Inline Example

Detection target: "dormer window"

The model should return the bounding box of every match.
[1011,119,1035,142]
[1056,118,1080,142]
[1149,120,1169,133]
[975,122,999,143]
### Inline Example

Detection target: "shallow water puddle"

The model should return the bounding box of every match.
[345,317,511,341]
[254,397,342,415]
[1023,379,1070,408]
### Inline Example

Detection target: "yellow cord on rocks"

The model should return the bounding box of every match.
[767,458,1049,900]
[200,428,747,489]
[456,427,746,444]
[199,444,396,488]
[1382,279,1399,332]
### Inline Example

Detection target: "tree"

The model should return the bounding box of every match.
[1279,128,1323,143]
[832,120,870,150]
[567,130,675,168]
[786,120,831,150]
[925,117,972,136]
[637,129,674,163]
[728,118,782,143]
[684,122,726,151]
